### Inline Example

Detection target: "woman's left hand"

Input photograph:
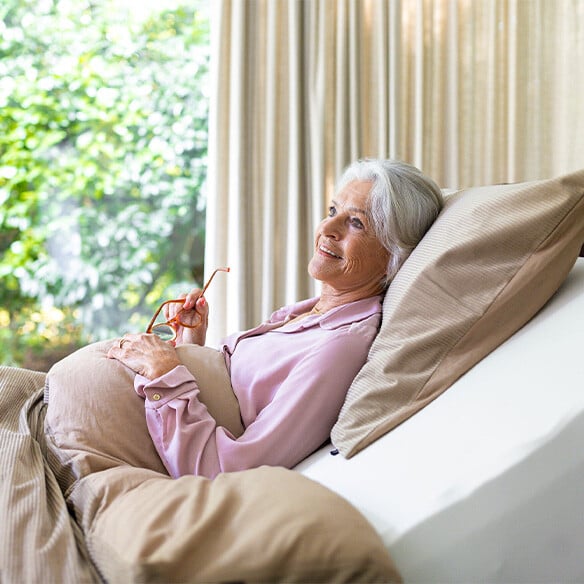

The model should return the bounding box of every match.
[166,289,209,346]
[107,333,181,379]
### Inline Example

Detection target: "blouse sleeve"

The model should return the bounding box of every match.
[136,326,375,479]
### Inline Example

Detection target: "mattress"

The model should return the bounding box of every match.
[296,257,584,582]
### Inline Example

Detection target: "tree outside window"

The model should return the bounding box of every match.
[0,0,209,369]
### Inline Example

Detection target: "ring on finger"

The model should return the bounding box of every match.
[119,337,129,349]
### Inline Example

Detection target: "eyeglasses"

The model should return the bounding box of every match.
[146,267,230,341]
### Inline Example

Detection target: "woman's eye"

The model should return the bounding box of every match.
[327,206,336,217]
[351,217,364,229]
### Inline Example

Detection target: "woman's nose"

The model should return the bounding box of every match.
[321,215,344,239]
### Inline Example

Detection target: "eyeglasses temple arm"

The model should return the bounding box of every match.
[200,267,230,297]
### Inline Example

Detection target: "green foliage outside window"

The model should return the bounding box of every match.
[0,0,209,369]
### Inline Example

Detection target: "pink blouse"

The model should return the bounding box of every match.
[134,295,382,478]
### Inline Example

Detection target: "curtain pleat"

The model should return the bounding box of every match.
[205,0,584,344]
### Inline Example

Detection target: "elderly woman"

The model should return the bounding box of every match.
[108,159,444,478]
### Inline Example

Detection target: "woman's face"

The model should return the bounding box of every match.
[308,180,390,298]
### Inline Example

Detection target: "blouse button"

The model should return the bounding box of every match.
[152,393,161,401]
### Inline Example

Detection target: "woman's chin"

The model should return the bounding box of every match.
[308,261,331,284]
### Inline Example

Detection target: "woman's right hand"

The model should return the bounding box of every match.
[165,289,209,346]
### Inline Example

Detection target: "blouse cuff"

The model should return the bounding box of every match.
[134,365,197,406]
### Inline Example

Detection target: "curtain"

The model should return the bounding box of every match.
[204,0,584,344]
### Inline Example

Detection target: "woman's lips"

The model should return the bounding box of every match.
[318,244,342,259]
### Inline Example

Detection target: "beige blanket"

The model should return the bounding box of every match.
[0,366,98,583]
[0,365,400,583]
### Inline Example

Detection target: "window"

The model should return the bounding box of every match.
[0,0,209,369]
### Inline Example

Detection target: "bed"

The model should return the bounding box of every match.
[1,169,583,583]
[298,255,584,582]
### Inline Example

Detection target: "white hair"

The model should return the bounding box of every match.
[337,158,444,287]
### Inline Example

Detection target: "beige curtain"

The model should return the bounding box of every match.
[205,0,584,344]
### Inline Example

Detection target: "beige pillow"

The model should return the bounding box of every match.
[332,169,584,457]
[69,464,401,583]
[44,340,243,489]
